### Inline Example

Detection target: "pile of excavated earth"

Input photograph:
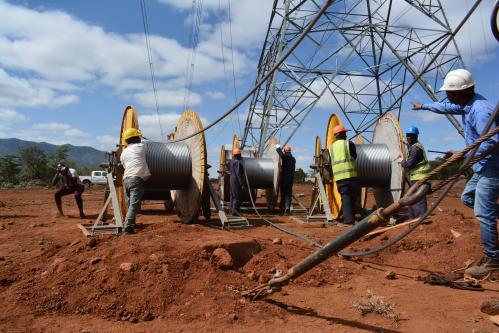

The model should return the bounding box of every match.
[1,181,499,332]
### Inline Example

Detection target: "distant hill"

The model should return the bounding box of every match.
[0,138,107,168]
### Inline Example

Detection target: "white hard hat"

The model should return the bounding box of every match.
[439,68,474,91]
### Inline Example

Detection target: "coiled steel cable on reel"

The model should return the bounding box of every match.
[144,141,192,190]
[118,107,207,224]
[355,144,391,188]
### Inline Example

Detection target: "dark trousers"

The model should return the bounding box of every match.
[229,178,241,215]
[408,180,428,219]
[280,182,293,210]
[337,178,360,224]
[55,184,85,215]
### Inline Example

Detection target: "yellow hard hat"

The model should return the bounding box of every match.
[123,128,141,141]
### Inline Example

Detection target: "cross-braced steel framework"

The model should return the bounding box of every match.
[241,0,480,152]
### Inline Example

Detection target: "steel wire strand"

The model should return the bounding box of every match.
[340,106,498,258]
[241,159,324,249]
[168,0,336,144]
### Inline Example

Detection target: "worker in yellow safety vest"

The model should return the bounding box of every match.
[329,125,360,225]
[400,126,430,219]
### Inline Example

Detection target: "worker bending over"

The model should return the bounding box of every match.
[229,148,245,216]
[120,128,151,235]
[329,125,360,225]
[275,145,296,215]
[401,126,430,219]
[52,162,85,218]
[413,68,499,278]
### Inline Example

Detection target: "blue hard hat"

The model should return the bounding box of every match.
[406,126,419,135]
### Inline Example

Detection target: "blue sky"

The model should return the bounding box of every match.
[0,0,497,174]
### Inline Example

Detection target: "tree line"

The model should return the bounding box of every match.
[0,145,92,187]
[0,145,465,187]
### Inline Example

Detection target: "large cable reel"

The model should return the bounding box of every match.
[116,106,207,224]
[315,112,405,220]
[218,135,280,210]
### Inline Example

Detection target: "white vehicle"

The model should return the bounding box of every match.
[80,171,108,186]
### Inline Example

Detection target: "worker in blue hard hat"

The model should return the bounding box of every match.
[400,126,430,219]
[412,68,499,278]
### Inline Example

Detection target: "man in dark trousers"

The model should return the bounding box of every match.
[329,125,359,226]
[52,162,85,218]
[412,68,498,278]
[229,148,244,215]
[275,144,296,215]
[400,126,430,219]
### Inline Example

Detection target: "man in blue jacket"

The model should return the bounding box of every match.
[412,68,499,278]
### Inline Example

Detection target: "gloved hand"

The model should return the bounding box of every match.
[275,144,280,149]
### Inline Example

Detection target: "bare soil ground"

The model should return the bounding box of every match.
[1,182,498,333]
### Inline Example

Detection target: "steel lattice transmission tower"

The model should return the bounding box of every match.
[241,0,480,152]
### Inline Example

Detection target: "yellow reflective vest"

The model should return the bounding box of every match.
[408,142,431,181]
[329,139,357,181]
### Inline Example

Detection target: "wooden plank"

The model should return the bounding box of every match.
[77,223,92,237]
[365,218,430,237]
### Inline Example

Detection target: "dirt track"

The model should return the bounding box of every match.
[1,183,498,333]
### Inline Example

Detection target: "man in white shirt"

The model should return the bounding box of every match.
[52,162,85,218]
[119,128,151,235]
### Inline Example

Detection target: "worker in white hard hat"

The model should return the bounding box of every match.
[119,128,151,235]
[412,68,499,278]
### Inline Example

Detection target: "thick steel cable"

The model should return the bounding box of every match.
[243,157,275,189]
[340,105,499,257]
[355,144,391,188]
[144,141,192,190]
[241,159,324,249]
[169,0,337,144]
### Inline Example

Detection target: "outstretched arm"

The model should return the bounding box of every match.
[412,101,463,115]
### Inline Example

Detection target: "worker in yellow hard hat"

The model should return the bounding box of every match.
[119,128,151,235]
[229,148,245,215]
[329,125,360,226]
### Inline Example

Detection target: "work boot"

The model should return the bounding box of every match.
[122,226,135,235]
[465,256,499,278]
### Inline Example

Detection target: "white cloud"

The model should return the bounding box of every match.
[133,89,202,108]
[138,112,209,141]
[0,108,28,123]
[0,68,78,108]
[0,0,259,110]
[206,91,226,100]
[96,135,118,152]
[32,122,71,131]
